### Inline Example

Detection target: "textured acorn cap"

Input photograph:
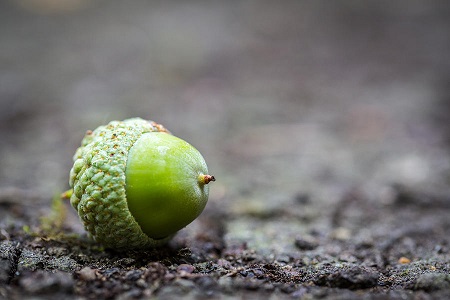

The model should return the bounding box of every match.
[69,118,173,249]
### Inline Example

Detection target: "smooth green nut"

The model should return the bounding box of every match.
[69,118,214,250]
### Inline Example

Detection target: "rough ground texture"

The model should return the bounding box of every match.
[1,1,450,299]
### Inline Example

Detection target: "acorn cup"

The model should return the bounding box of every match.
[67,118,214,250]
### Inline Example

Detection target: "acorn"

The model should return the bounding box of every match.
[67,118,215,250]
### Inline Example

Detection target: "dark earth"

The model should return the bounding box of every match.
[1,1,450,299]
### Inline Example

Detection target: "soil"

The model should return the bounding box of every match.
[1,1,449,299]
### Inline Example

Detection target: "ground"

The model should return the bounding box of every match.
[1,1,450,299]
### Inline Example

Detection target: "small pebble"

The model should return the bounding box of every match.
[177,264,195,274]
[136,278,148,288]
[77,267,97,281]
[331,227,351,240]
[398,257,411,264]
[294,237,318,250]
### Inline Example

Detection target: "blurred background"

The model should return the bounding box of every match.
[1,0,449,253]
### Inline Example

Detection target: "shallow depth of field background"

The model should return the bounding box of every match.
[1,0,449,255]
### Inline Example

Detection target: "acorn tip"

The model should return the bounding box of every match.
[199,174,215,184]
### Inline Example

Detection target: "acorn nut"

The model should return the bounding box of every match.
[67,118,215,250]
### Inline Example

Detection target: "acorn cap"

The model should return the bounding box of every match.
[69,118,172,249]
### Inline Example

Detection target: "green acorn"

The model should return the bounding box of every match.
[67,118,214,250]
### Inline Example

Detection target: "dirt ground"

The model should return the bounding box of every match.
[1,1,450,299]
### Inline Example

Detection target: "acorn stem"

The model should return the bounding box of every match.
[61,189,73,200]
[199,174,216,184]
